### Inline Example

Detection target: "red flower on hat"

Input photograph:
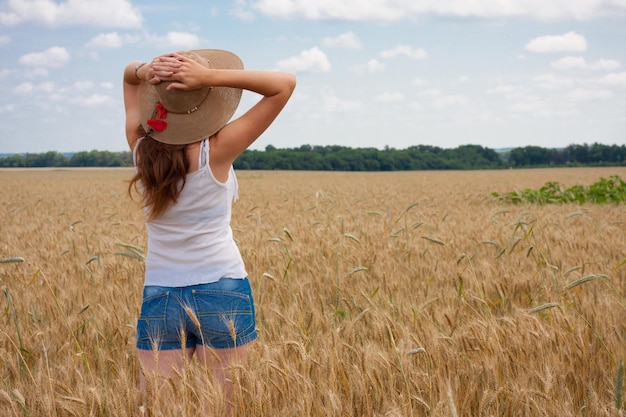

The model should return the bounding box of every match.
[156,103,168,119]
[147,119,168,132]
[146,102,168,132]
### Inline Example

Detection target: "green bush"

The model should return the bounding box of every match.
[492,175,626,204]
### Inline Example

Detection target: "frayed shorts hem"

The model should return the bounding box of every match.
[136,332,258,351]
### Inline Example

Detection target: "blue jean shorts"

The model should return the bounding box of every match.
[136,278,257,351]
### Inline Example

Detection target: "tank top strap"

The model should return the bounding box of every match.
[198,138,209,170]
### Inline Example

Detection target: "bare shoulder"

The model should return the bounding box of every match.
[207,135,231,182]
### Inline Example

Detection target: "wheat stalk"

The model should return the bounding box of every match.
[616,360,625,411]
[564,274,607,290]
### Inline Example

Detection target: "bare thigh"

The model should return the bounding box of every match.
[137,344,249,382]
[137,344,249,416]
[195,344,249,374]
[139,347,195,373]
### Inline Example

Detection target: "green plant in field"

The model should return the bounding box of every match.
[492,175,626,204]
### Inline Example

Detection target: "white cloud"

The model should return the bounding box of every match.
[323,32,363,49]
[0,0,142,28]
[433,95,468,109]
[550,56,587,70]
[245,1,626,21]
[322,95,363,113]
[145,32,201,49]
[485,84,568,117]
[551,56,621,71]
[276,47,331,73]
[568,88,614,101]
[419,88,442,98]
[412,77,429,87]
[231,0,256,20]
[0,35,10,46]
[532,74,575,90]
[0,104,15,113]
[13,79,69,101]
[74,81,94,91]
[14,82,34,94]
[19,47,70,68]
[487,84,530,99]
[71,94,115,107]
[249,0,406,20]
[367,59,385,74]
[508,95,577,118]
[408,101,422,110]
[525,31,587,54]
[590,59,622,71]
[39,81,57,95]
[10,77,116,111]
[416,87,469,109]
[510,100,546,114]
[381,45,427,60]
[31,68,50,78]
[376,91,404,103]
[87,32,123,48]
[163,32,201,49]
[487,83,579,117]
[600,71,626,86]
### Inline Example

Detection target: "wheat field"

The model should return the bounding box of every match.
[1,167,625,417]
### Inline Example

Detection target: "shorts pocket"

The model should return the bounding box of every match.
[137,291,170,346]
[191,289,254,339]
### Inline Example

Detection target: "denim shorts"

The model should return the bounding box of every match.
[136,278,257,351]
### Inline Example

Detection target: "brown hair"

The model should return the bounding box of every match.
[128,134,189,222]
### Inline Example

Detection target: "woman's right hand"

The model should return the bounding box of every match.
[141,53,184,85]
[156,53,215,91]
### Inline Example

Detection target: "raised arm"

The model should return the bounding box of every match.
[153,53,297,167]
[122,57,177,150]
[122,61,145,151]
[209,69,297,167]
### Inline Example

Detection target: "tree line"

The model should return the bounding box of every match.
[1,142,624,170]
[0,150,133,168]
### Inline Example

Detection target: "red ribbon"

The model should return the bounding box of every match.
[146,119,167,132]
[156,103,167,119]
[146,102,168,132]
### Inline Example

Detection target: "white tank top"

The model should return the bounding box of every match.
[135,138,247,287]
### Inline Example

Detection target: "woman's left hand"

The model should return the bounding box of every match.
[144,53,184,85]
[153,53,210,91]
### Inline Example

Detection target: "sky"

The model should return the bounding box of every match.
[0,0,625,154]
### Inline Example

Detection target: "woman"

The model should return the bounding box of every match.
[123,49,296,413]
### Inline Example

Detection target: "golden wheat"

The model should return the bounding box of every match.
[1,167,625,416]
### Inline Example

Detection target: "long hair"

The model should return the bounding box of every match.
[128,132,190,222]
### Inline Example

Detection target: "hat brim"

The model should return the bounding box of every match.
[138,49,243,145]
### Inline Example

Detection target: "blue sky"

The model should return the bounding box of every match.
[1,0,625,154]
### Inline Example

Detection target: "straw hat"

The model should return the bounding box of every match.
[138,49,243,145]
